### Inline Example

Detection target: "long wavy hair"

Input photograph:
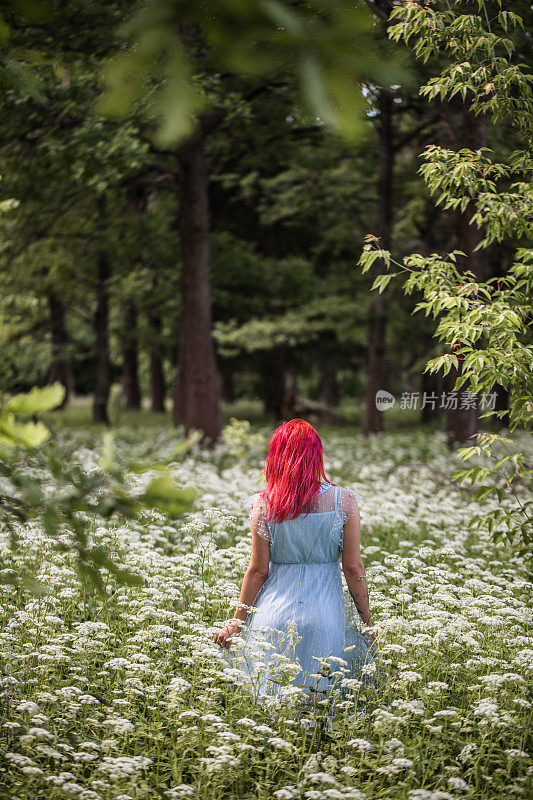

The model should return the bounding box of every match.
[257,418,332,524]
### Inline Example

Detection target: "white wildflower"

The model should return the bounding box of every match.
[5,752,35,767]
[458,743,477,763]
[267,737,296,751]
[347,738,374,752]
[342,678,363,690]
[102,717,135,735]
[306,772,337,785]
[27,726,55,740]
[273,788,298,800]
[447,777,470,791]
[21,766,44,777]
[15,701,40,716]
[383,738,405,754]
[98,756,152,779]
[164,786,195,798]
[472,699,499,720]
[168,677,192,694]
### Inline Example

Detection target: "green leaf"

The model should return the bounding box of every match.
[259,0,303,33]
[0,414,51,448]
[451,468,469,481]
[4,382,65,415]
[100,431,116,473]
[475,486,494,502]
[300,54,333,126]
[152,51,207,147]
[140,475,199,516]
[18,575,52,597]
[86,545,145,586]
[371,274,394,293]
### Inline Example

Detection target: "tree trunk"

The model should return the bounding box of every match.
[132,181,166,415]
[446,103,488,449]
[445,353,479,447]
[281,370,298,421]
[121,299,141,409]
[420,367,441,424]
[48,292,74,409]
[319,355,340,407]
[363,90,393,435]
[221,364,236,403]
[260,349,286,421]
[491,382,509,426]
[148,307,166,413]
[172,130,222,445]
[92,197,111,425]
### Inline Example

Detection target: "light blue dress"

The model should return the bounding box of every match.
[223,481,376,705]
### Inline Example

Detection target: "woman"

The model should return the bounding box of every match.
[213,418,376,707]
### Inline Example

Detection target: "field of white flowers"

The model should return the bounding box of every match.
[1,418,531,800]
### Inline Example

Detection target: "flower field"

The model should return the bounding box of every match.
[1,420,531,800]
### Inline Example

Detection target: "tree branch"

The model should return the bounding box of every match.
[362,0,394,23]
[393,113,440,153]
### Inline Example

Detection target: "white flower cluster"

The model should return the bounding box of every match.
[98,756,153,780]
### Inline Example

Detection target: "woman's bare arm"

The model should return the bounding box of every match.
[213,496,270,648]
[341,498,373,629]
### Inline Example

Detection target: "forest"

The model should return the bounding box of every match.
[0,1,531,800]
[0,0,528,446]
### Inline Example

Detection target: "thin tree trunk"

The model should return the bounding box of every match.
[121,299,141,409]
[319,355,340,407]
[48,292,74,409]
[492,382,509,426]
[445,352,477,447]
[92,196,111,425]
[133,181,167,414]
[172,130,222,445]
[281,370,298,421]
[446,103,488,449]
[420,367,441,424]
[260,349,286,421]
[221,364,236,403]
[363,90,393,435]
[148,307,166,413]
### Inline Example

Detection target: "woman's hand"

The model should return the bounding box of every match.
[365,623,377,645]
[213,622,242,649]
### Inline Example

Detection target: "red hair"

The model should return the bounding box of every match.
[257,418,332,524]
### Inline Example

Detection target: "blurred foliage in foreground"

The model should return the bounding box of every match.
[0,382,200,595]
[96,0,409,146]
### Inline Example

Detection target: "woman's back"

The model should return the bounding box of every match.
[232,480,372,701]
[257,481,361,564]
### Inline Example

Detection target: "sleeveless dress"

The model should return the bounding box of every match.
[222,481,376,706]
